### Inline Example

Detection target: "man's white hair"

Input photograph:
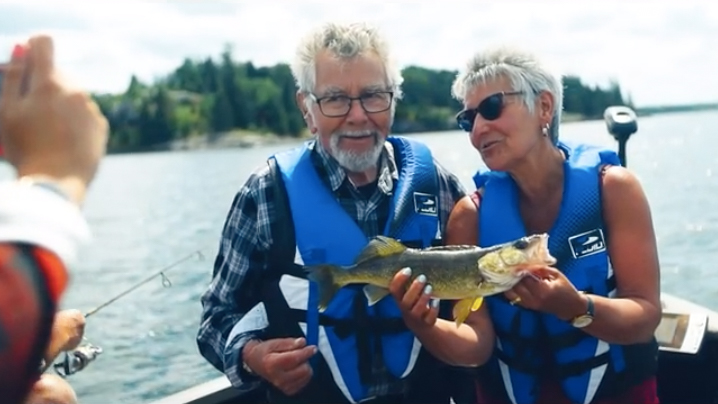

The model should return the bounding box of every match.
[451,46,564,143]
[290,22,404,111]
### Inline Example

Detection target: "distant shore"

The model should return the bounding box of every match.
[167,129,311,151]
[107,129,311,155]
[107,112,596,155]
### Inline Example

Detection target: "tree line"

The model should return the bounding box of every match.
[92,46,632,153]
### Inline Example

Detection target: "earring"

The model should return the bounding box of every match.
[542,123,549,137]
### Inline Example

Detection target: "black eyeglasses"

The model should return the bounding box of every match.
[455,91,523,132]
[312,91,394,118]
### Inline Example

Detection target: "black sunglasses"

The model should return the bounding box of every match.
[455,91,523,132]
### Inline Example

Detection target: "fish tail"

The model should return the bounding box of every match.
[305,264,343,311]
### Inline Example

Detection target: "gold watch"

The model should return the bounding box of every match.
[570,293,595,328]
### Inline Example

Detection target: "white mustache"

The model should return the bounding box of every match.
[336,130,376,138]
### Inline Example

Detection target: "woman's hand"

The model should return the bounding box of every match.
[389,267,440,331]
[503,265,588,321]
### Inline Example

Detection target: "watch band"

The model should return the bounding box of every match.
[569,292,595,328]
[585,293,595,317]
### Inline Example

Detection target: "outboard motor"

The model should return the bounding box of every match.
[603,106,637,167]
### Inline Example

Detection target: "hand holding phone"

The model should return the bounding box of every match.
[0,36,109,205]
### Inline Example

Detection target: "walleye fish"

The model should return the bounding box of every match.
[305,234,556,326]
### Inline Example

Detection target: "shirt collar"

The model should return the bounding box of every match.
[310,138,397,194]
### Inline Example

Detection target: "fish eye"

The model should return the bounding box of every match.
[512,238,529,250]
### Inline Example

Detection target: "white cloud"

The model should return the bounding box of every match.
[0,0,715,106]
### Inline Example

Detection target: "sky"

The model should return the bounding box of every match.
[0,0,716,107]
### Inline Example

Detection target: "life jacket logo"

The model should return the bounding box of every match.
[568,229,606,258]
[413,192,438,216]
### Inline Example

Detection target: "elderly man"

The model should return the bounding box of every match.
[197,22,485,404]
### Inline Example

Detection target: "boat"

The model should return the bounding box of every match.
[147,292,718,404]
[149,292,718,404]
[149,108,718,404]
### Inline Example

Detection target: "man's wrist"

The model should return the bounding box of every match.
[240,339,261,376]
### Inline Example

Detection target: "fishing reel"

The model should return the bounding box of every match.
[53,342,104,378]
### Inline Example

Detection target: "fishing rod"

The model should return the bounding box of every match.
[46,248,207,377]
[84,249,206,318]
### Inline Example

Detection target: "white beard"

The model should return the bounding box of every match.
[328,130,384,173]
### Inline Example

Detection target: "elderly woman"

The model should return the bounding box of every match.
[447,47,661,404]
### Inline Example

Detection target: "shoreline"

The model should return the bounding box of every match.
[107,114,599,155]
[107,130,312,155]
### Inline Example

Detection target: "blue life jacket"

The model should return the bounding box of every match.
[267,136,441,403]
[473,141,657,404]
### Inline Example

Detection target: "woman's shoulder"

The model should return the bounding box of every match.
[600,164,644,195]
[466,185,486,210]
[445,188,484,245]
[469,188,483,208]
[600,164,652,222]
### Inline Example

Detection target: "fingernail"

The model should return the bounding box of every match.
[311,346,317,354]
[416,274,426,284]
[11,44,25,59]
[294,338,304,346]
[423,284,432,295]
[400,267,412,276]
[431,299,440,308]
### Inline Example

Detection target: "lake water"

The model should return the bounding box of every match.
[2,110,717,403]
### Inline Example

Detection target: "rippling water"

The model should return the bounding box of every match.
[1,110,716,403]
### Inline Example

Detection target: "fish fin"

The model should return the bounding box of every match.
[423,244,477,251]
[354,236,407,265]
[305,264,342,311]
[363,284,391,306]
[452,297,484,327]
[471,296,484,311]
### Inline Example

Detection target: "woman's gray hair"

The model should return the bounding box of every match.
[290,22,404,111]
[451,46,563,143]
